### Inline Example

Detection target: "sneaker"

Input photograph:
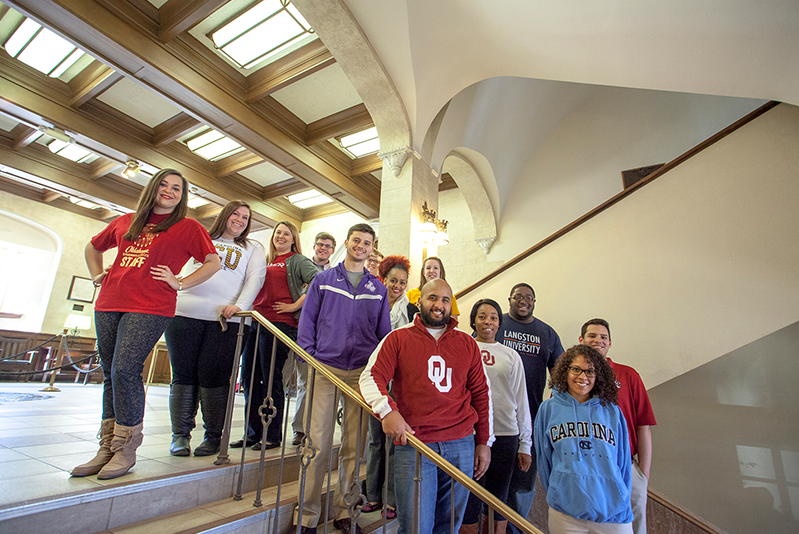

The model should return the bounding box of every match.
[292,432,305,446]
[333,518,363,534]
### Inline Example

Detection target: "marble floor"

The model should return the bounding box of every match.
[0,380,295,509]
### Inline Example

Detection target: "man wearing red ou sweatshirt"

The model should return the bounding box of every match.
[360,278,494,534]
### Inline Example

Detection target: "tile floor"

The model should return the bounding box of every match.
[0,380,298,509]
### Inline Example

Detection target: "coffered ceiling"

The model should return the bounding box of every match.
[0,0,386,231]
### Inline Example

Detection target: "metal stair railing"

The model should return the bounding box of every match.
[215,310,544,534]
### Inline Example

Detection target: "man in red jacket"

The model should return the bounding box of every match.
[360,278,493,534]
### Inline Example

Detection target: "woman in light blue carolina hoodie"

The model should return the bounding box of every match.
[534,345,633,534]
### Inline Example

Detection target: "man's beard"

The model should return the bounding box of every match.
[420,305,450,328]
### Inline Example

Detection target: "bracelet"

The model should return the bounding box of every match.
[92,278,101,288]
[178,279,183,291]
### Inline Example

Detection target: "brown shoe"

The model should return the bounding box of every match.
[71,419,115,477]
[292,432,305,446]
[333,518,363,534]
[97,422,144,480]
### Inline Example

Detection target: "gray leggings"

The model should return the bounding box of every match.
[95,311,170,426]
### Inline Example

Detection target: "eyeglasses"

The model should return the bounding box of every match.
[568,366,596,378]
[315,243,334,249]
[510,295,535,303]
[366,258,381,265]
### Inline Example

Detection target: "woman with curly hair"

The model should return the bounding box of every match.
[534,345,633,534]
[362,255,419,519]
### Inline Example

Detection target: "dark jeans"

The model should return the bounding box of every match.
[95,311,170,426]
[164,315,246,388]
[365,412,396,507]
[463,434,520,524]
[506,447,539,534]
[240,321,297,445]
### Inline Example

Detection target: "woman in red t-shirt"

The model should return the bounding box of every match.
[231,221,318,451]
[72,169,220,480]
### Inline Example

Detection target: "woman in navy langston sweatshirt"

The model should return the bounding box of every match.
[534,345,633,534]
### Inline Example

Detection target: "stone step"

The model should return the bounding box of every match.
[0,449,319,534]
[93,464,398,534]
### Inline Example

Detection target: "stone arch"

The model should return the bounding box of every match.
[441,149,498,254]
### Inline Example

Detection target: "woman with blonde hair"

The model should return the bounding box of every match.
[231,220,318,450]
[164,201,267,456]
[406,256,460,316]
[73,169,220,479]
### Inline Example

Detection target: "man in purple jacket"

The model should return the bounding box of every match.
[293,223,391,534]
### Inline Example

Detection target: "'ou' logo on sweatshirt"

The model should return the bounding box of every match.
[481,350,495,366]
[428,355,452,392]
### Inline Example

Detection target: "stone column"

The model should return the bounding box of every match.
[378,150,440,272]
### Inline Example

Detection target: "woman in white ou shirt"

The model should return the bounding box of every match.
[461,298,532,534]
[164,201,266,457]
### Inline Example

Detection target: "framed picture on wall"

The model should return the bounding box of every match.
[68,276,97,303]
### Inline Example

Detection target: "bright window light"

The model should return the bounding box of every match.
[69,196,99,209]
[48,139,95,164]
[187,194,210,209]
[211,0,313,69]
[339,127,380,158]
[186,130,244,161]
[5,18,85,78]
[287,189,332,209]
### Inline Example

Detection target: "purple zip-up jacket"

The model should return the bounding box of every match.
[297,262,391,370]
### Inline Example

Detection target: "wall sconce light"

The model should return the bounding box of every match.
[122,160,140,179]
[420,201,449,245]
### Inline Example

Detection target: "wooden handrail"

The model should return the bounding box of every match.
[455,100,780,300]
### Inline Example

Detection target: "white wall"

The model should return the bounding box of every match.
[435,77,766,293]
[454,103,799,388]
[0,195,108,335]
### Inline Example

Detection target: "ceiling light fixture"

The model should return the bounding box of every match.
[419,201,449,246]
[121,160,140,179]
[4,18,85,78]
[211,0,314,70]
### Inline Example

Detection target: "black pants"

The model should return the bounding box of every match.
[240,321,297,445]
[463,434,520,524]
[164,316,246,388]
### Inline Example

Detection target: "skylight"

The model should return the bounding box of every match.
[48,139,97,164]
[211,0,313,69]
[339,127,379,158]
[287,189,332,209]
[187,194,210,209]
[186,130,245,161]
[4,18,85,78]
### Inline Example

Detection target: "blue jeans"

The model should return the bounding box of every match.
[506,449,538,534]
[394,435,474,534]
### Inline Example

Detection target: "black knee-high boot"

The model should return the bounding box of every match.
[169,384,198,456]
[193,386,230,456]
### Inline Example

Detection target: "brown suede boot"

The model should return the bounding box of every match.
[97,422,144,480]
[494,520,508,534]
[71,418,115,477]
[459,521,479,534]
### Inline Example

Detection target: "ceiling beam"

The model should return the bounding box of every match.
[41,189,63,203]
[0,143,137,210]
[194,203,223,220]
[306,103,373,145]
[153,112,201,148]
[246,40,336,103]
[11,125,41,150]
[216,151,263,178]
[0,68,299,228]
[351,153,382,175]
[68,60,123,108]
[262,178,308,201]
[89,158,120,181]
[158,0,228,43]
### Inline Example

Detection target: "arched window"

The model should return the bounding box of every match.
[0,210,62,332]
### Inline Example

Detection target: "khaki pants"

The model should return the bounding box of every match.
[294,364,369,527]
[548,507,634,534]
[630,459,649,534]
